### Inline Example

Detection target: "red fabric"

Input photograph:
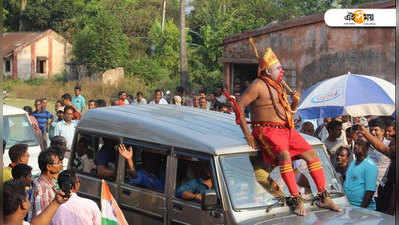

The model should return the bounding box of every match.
[29,115,41,134]
[118,100,126,106]
[280,161,299,196]
[73,111,81,120]
[252,124,312,165]
[222,89,243,125]
[307,158,326,193]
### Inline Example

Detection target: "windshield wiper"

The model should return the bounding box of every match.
[265,197,286,213]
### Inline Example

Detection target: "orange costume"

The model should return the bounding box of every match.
[243,38,326,197]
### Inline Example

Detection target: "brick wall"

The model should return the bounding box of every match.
[221,1,395,92]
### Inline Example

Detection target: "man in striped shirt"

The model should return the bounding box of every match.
[32,99,53,148]
[31,150,63,219]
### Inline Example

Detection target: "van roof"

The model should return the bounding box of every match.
[3,104,27,116]
[78,105,323,155]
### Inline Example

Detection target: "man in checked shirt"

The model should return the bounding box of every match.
[31,150,63,220]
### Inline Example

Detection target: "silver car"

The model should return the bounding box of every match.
[69,104,394,225]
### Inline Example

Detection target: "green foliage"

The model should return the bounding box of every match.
[24,77,46,86]
[52,70,69,83]
[3,0,21,31]
[2,77,23,92]
[148,20,181,78]
[3,0,382,93]
[20,0,85,39]
[73,8,129,74]
[125,19,181,84]
[126,58,170,84]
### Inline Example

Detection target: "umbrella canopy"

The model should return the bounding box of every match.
[297,73,395,119]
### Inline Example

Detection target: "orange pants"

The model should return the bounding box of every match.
[252,122,313,166]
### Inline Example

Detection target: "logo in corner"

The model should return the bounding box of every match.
[344,10,375,25]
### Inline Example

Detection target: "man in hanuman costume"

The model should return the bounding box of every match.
[234,38,342,216]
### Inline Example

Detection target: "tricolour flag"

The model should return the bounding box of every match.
[101,180,129,225]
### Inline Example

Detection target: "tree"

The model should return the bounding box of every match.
[72,8,129,74]
[19,0,85,39]
[126,19,181,83]
[4,0,23,31]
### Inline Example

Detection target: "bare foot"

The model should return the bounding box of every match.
[317,196,342,212]
[288,196,306,216]
[294,199,306,216]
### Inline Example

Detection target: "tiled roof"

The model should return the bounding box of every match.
[1,31,43,57]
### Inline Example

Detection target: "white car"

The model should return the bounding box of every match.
[3,104,43,176]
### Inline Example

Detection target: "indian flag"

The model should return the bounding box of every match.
[101,180,129,225]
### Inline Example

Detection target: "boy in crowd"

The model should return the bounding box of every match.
[88,100,97,109]
[62,93,81,120]
[3,179,69,225]
[3,144,30,182]
[72,85,86,112]
[12,164,34,221]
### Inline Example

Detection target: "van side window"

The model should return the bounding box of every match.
[71,133,119,182]
[72,134,96,174]
[122,144,167,193]
[175,156,214,203]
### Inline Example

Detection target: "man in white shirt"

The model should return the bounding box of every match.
[367,118,390,191]
[323,120,345,158]
[133,92,147,104]
[315,118,332,142]
[50,170,101,225]
[149,89,168,104]
[54,106,77,149]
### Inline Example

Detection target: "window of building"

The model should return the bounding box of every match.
[36,57,47,73]
[5,60,11,72]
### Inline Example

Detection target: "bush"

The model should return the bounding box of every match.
[2,77,23,92]
[24,77,45,86]
[52,70,68,83]
[10,77,151,104]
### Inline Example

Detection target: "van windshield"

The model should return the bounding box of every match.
[3,115,39,148]
[219,144,342,210]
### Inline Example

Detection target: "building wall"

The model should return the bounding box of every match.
[52,37,64,75]
[52,35,70,76]
[17,45,32,80]
[222,22,395,92]
[34,36,50,78]
[9,31,72,80]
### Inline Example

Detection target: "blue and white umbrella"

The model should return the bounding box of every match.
[297,73,395,119]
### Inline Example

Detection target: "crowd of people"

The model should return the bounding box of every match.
[2,83,244,225]
[299,115,396,215]
[2,80,396,224]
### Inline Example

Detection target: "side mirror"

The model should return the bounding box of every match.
[201,189,218,210]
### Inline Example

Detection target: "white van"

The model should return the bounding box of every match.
[3,104,43,175]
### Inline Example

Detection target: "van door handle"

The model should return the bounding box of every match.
[173,203,183,211]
